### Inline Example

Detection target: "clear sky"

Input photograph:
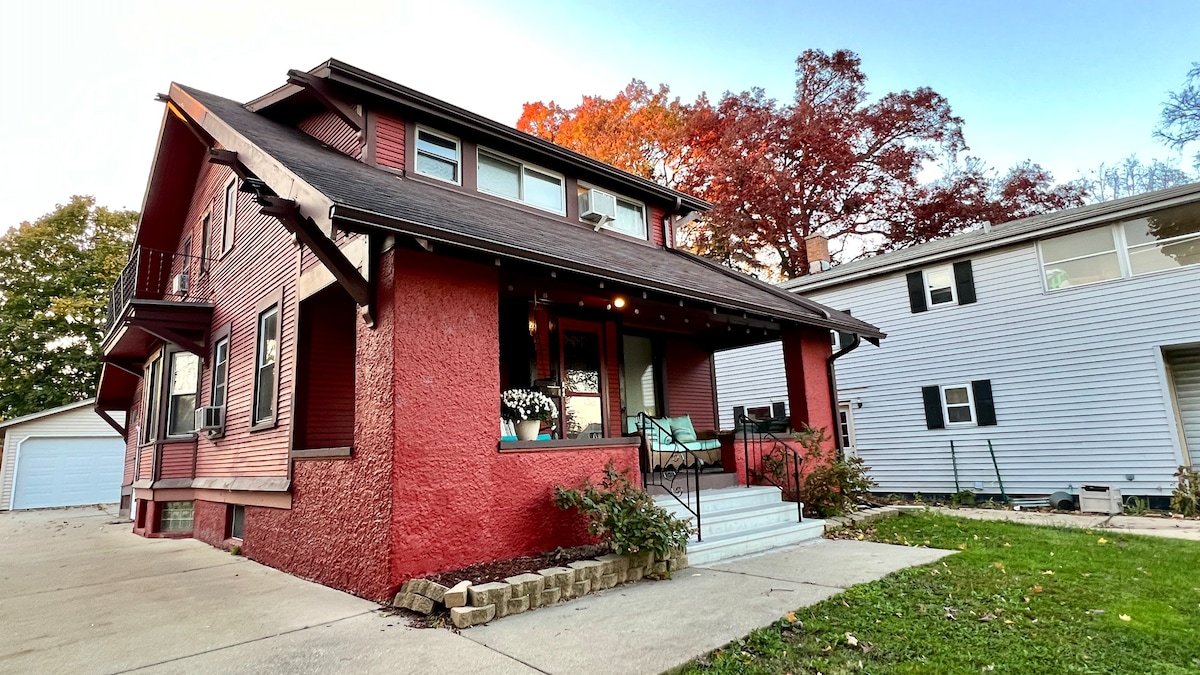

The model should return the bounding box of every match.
[1,0,1197,229]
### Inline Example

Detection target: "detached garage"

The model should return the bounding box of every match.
[0,399,125,510]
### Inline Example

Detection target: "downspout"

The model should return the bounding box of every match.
[827,333,861,457]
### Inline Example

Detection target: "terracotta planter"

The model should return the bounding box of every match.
[514,419,541,441]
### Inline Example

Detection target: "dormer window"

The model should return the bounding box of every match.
[578,185,647,239]
[414,127,461,184]
[477,148,565,214]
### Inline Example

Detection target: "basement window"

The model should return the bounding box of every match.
[160,501,195,533]
[229,504,245,540]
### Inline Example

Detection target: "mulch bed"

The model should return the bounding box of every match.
[426,543,610,587]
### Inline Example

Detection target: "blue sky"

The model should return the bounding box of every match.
[1,0,1196,228]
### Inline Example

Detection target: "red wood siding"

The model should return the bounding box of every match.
[178,155,298,479]
[648,204,666,247]
[373,111,405,170]
[664,338,717,431]
[159,441,195,479]
[138,447,153,482]
[298,110,361,158]
[294,288,356,449]
[605,321,622,437]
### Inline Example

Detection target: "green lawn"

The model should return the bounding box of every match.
[679,512,1200,675]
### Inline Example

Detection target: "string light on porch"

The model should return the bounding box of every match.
[612,297,626,308]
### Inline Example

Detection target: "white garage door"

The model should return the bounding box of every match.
[11,437,124,510]
[1168,348,1200,465]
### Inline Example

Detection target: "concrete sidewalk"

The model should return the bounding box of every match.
[0,507,950,675]
[933,506,1200,541]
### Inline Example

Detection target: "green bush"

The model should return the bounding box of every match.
[554,461,691,560]
[1171,465,1200,517]
[793,424,876,518]
[950,490,976,508]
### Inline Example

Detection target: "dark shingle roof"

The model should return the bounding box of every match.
[783,181,1200,293]
[181,84,883,338]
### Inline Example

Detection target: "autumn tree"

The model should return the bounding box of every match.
[1155,62,1200,169]
[518,80,691,187]
[0,197,136,419]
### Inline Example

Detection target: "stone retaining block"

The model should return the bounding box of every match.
[450,604,496,629]
[537,566,573,591]
[393,591,435,615]
[443,580,471,608]
[468,581,511,608]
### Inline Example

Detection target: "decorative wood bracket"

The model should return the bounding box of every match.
[286,70,365,131]
[260,196,376,326]
[95,408,127,438]
[102,358,144,378]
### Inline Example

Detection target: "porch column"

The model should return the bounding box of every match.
[780,325,836,448]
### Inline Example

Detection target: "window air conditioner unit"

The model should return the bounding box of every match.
[579,189,617,227]
[171,272,189,295]
[195,405,224,432]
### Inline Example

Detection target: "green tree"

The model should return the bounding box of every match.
[0,197,136,419]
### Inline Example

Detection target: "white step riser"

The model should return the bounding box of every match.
[690,506,801,538]
[654,488,785,517]
[687,521,826,566]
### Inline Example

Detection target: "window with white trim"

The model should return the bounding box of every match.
[1040,226,1121,290]
[222,178,237,254]
[924,265,956,307]
[1122,203,1200,275]
[142,356,162,443]
[577,185,647,238]
[211,336,229,408]
[414,128,461,184]
[477,148,565,214]
[940,385,975,425]
[166,351,200,437]
[253,305,279,426]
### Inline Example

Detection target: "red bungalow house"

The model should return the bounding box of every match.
[95,60,883,602]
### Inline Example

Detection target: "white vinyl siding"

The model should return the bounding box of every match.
[716,240,1200,497]
[0,404,125,510]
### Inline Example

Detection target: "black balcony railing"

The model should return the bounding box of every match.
[104,246,211,336]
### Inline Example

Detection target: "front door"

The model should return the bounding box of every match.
[560,319,606,439]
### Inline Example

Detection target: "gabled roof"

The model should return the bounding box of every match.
[0,398,98,430]
[783,181,1200,293]
[175,83,883,339]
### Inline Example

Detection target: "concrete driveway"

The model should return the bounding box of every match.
[0,507,950,675]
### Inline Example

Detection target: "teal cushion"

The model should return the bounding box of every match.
[669,415,697,442]
[682,438,721,452]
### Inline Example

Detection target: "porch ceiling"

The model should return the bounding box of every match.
[102,300,214,360]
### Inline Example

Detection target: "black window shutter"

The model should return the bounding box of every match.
[921,386,944,429]
[972,380,997,426]
[906,272,928,313]
[954,260,977,305]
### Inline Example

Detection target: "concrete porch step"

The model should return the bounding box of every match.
[654,485,783,518]
[686,519,827,567]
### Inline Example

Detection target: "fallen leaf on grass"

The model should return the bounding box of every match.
[944,606,957,620]
[1119,614,1132,622]
[785,612,798,624]
[979,612,997,622]
[845,632,859,646]
[1086,609,1106,615]
[1032,585,1044,594]
[1041,570,1055,575]
[1097,537,1108,545]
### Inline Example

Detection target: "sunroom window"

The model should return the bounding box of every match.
[477,149,565,214]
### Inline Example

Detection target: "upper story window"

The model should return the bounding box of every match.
[1040,201,1200,291]
[477,148,565,214]
[578,186,647,239]
[414,127,461,184]
[906,261,976,313]
[221,178,237,255]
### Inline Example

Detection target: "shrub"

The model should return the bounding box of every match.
[793,424,876,518]
[950,490,976,508]
[554,461,691,560]
[1171,466,1200,517]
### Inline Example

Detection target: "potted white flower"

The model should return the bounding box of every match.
[501,389,557,441]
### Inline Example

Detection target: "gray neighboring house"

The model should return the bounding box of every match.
[0,399,125,510]
[715,182,1200,501]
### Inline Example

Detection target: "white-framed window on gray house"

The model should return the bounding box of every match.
[921,380,996,429]
[477,148,565,214]
[1122,203,1200,275]
[906,261,976,313]
[414,127,461,184]
[1039,226,1121,290]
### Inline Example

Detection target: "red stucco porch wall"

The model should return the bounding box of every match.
[385,249,639,589]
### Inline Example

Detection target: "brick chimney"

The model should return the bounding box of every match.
[805,234,832,274]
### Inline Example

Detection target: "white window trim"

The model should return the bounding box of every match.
[252,305,280,427]
[1038,217,1200,293]
[476,146,566,216]
[830,330,841,352]
[923,264,957,308]
[165,350,200,439]
[577,182,648,239]
[940,384,976,427]
[413,126,462,185]
[221,177,238,255]
[211,336,230,408]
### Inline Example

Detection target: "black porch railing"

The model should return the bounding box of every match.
[738,414,804,522]
[637,412,704,541]
[105,246,211,336]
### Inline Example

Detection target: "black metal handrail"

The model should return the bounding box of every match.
[637,412,704,541]
[738,414,804,522]
[104,246,211,336]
